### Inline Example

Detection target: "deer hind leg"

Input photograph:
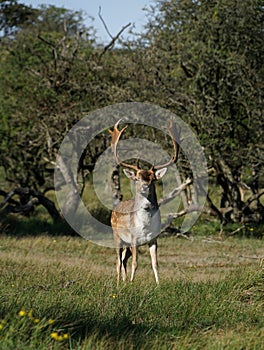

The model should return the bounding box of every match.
[121,247,132,282]
[130,246,138,282]
[116,247,123,284]
[149,240,159,285]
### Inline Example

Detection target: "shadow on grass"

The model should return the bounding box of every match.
[0,205,112,238]
[55,311,163,349]
[0,214,77,237]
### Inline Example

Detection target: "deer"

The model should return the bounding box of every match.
[109,119,181,285]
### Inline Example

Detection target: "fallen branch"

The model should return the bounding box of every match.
[226,225,245,236]
[239,255,263,260]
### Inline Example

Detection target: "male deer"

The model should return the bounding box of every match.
[109,120,181,284]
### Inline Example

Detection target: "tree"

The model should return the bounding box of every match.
[0,4,99,219]
[0,0,38,36]
[0,3,131,221]
[125,0,264,223]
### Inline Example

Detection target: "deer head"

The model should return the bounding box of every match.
[109,119,181,194]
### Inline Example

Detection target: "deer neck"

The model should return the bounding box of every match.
[134,185,158,211]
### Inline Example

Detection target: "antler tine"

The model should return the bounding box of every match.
[109,120,140,171]
[154,119,181,170]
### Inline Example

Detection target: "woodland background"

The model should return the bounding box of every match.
[0,0,263,234]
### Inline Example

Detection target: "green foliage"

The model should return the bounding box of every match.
[141,0,263,160]
[0,4,100,191]
[0,0,38,36]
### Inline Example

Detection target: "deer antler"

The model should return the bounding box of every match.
[109,119,180,171]
[109,119,140,171]
[153,119,181,170]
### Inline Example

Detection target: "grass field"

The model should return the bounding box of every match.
[0,229,263,349]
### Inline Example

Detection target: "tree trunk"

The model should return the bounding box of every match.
[56,154,80,219]
[215,159,243,222]
[111,164,122,206]
[213,159,264,223]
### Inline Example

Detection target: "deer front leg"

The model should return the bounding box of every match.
[130,246,138,282]
[121,248,132,282]
[149,240,159,284]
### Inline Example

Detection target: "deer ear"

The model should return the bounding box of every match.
[123,169,136,180]
[155,168,167,180]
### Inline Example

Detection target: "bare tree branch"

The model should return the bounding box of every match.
[99,13,131,58]
[0,190,19,208]
[159,177,192,206]
[0,188,61,220]
[243,191,264,212]
[98,6,113,39]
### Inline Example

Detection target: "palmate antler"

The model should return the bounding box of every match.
[108,119,140,171]
[153,119,181,170]
[109,119,181,170]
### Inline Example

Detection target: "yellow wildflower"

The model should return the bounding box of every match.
[111,294,117,299]
[18,310,27,317]
[48,319,55,324]
[51,331,69,341]
[0,324,3,330]
[51,332,59,340]
[33,318,40,323]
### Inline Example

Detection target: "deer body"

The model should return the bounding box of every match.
[109,120,180,284]
[112,170,164,245]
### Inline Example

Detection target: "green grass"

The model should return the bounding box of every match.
[0,234,263,349]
